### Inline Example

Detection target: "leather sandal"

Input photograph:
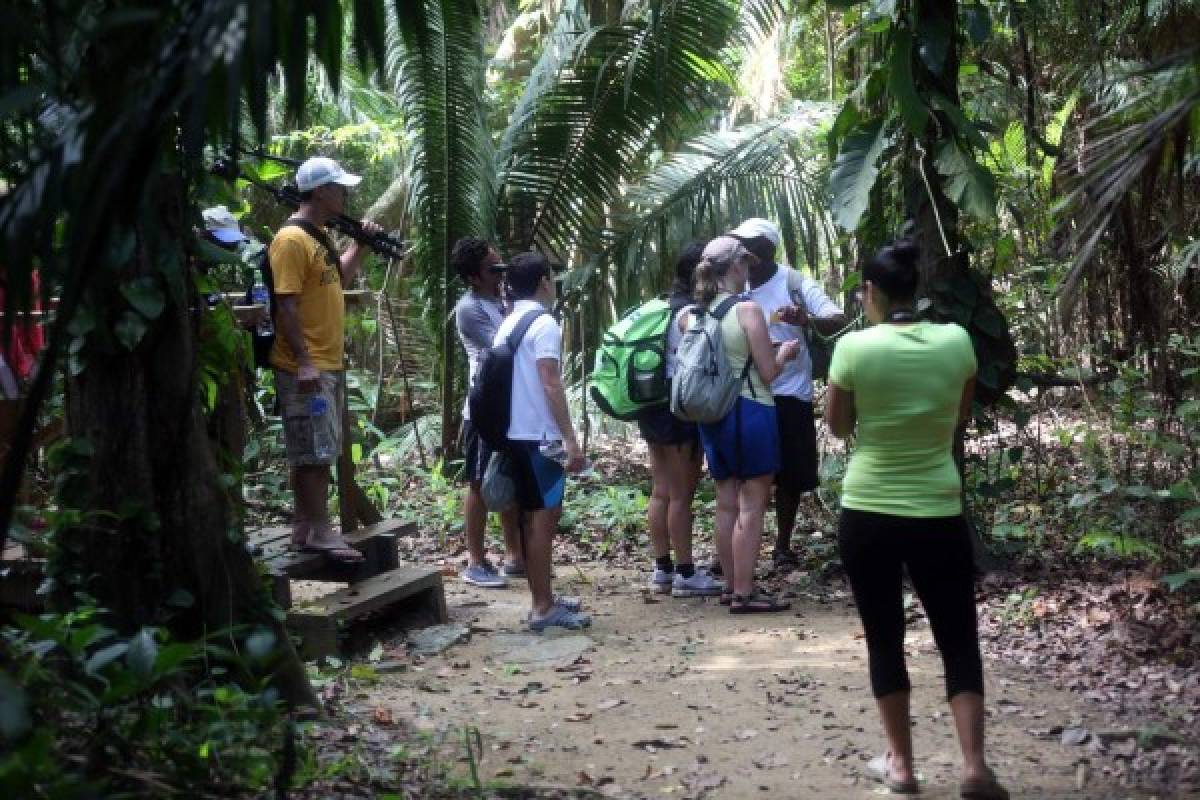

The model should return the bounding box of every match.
[729,590,791,614]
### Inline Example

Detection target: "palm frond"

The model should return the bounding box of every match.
[496,0,745,262]
[387,0,494,450]
[595,105,835,312]
[1056,48,1200,319]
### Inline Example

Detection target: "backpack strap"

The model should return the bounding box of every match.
[283,217,341,268]
[710,295,757,400]
[506,308,547,352]
[711,294,741,320]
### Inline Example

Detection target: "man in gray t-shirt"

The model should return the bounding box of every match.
[452,237,523,587]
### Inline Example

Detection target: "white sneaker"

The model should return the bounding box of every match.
[671,568,725,597]
[650,567,674,594]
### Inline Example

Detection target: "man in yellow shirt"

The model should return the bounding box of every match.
[271,156,382,562]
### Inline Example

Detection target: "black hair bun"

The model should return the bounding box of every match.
[888,238,919,268]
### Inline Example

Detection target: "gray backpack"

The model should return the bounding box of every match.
[670,295,753,423]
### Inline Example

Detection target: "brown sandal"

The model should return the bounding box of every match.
[729,590,791,614]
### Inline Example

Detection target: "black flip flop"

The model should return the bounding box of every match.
[960,768,1008,800]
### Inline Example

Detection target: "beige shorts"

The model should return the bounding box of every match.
[275,369,344,467]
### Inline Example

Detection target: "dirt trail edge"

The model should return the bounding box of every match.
[362,567,1184,799]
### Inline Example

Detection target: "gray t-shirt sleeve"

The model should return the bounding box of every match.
[456,293,506,397]
[455,297,496,354]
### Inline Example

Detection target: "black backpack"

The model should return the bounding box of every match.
[246,218,341,370]
[467,309,546,450]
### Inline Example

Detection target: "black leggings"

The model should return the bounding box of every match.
[838,508,984,700]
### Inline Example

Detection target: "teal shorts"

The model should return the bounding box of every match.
[508,441,566,510]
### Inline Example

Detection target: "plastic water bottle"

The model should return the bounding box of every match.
[309,394,334,461]
[251,278,274,336]
[538,441,593,477]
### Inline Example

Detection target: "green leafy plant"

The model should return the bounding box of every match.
[0,608,291,797]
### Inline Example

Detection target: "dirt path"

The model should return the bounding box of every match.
[357,565,1177,799]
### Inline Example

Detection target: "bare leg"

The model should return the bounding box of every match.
[774,484,801,556]
[714,479,738,586]
[500,506,524,568]
[646,444,671,560]
[464,481,488,567]
[950,691,990,783]
[293,465,331,537]
[665,444,701,566]
[289,466,310,546]
[876,690,917,784]
[526,506,561,617]
[732,476,771,595]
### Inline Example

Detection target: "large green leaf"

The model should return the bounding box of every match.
[934,140,997,221]
[829,118,891,231]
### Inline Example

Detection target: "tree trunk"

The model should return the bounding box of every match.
[908,0,961,286]
[53,183,314,709]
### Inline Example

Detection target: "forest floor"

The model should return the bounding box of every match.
[268,423,1199,799]
[286,494,1199,800]
[297,560,1198,800]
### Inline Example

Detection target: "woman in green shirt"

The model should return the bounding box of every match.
[826,240,1007,799]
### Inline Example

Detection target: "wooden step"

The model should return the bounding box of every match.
[287,566,447,659]
[254,519,416,608]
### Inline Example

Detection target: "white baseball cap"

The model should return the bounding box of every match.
[295,156,362,192]
[201,205,247,244]
[728,217,781,247]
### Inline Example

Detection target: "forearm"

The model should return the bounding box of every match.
[542,379,578,447]
[811,313,848,336]
[275,302,311,366]
[825,385,857,438]
[339,245,367,288]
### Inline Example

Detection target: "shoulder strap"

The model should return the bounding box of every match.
[283,218,340,266]
[506,309,547,352]
[711,295,740,320]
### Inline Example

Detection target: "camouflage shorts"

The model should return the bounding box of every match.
[274,369,344,467]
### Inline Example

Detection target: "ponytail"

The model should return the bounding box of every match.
[693,258,721,305]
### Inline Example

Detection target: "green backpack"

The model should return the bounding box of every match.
[590,297,674,420]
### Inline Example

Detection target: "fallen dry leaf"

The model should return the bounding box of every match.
[753,752,788,769]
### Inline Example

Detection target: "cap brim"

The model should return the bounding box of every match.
[728,222,780,247]
[210,228,247,244]
[332,173,362,187]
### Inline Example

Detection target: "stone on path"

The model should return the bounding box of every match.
[408,623,470,655]
[490,631,594,669]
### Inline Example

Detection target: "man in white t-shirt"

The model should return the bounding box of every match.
[452,237,523,588]
[493,253,590,631]
[730,218,847,569]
